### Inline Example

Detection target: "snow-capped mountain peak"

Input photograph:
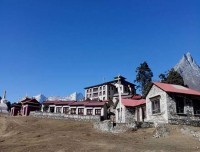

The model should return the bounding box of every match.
[33,92,84,103]
[33,94,47,103]
[47,92,84,101]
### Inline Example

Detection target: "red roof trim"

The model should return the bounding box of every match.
[122,98,146,107]
[153,82,200,96]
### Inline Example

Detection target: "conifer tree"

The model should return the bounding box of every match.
[159,68,184,86]
[135,61,153,97]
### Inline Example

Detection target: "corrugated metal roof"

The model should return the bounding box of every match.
[122,98,145,107]
[153,82,200,96]
[85,101,107,107]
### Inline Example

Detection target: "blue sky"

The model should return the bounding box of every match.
[0,0,200,102]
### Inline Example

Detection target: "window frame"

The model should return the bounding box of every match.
[71,108,76,115]
[87,109,93,115]
[151,96,161,115]
[56,107,62,113]
[78,108,84,115]
[95,109,101,115]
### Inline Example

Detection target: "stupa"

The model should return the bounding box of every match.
[0,90,8,113]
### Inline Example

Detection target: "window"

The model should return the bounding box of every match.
[95,109,101,115]
[56,107,62,113]
[63,107,69,114]
[87,109,93,115]
[71,108,76,114]
[109,86,110,90]
[193,100,200,115]
[176,97,184,114]
[108,91,110,95]
[50,107,54,113]
[78,108,84,115]
[93,88,98,92]
[151,98,160,114]
[103,91,105,95]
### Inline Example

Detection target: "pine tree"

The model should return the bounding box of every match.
[159,68,184,86]
[135,61,153,97]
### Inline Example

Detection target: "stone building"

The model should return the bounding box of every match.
[113,95,146,123]
[146,82,200,123]
[42,100,108,120]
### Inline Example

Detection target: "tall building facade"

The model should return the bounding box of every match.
[84,75,135,101]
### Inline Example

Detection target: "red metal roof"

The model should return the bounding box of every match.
[54,101,75,105]
[43,100,107,107]
[153,82,200,96]
[70,101,107,107]
[43,100,57,105]
[70,101,89,106]
[43,100,75,105]
[21,98,40,105]
[85,101,107,107]
[122,98,145,107]
[132,95,142,100]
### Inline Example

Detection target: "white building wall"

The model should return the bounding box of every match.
[146,85,169,123]
[139,107,143,122]
[115,103,126,123]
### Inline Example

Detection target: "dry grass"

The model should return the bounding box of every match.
[0,115,200,152]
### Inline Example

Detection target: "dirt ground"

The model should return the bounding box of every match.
[0,115,200,152]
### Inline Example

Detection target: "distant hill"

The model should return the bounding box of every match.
[174,52,200,91]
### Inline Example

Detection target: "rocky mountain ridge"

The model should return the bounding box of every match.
[174,52,200,91]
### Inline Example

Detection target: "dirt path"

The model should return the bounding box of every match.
[0,115,200,152]
[0,117,6,135]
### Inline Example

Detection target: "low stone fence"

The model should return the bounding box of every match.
[93,121,153,133]
[30,111,100,122]
[93,121,130,133]
[169,118,200,127]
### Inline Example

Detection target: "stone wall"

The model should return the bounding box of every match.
[146,85,168,123]
[166,94,177,119]
[94,121,134,133]
[125,107,135,123]
[94,120,153,133]
[30,111,100,121]
[169,117,200,127]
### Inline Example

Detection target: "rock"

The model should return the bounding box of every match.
[153,123,170,138]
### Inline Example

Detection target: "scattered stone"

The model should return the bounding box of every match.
[153,123,170,138]
[180,126,200,142]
